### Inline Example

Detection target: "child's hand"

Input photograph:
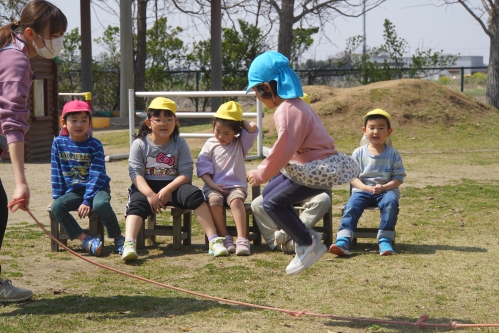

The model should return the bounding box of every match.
[157,188,172,205]
[246,170,256,186]
[147,193,165,214]
[47,202,52,209]
[372,184,385,194]
[212,184,229,194]
[78,204,91,218]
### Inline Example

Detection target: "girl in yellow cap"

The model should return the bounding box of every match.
[121,97,230,260]
[196,101,258,256]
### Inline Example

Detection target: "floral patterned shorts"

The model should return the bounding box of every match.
[283,152,359,189]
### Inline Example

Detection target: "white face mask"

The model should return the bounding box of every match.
[33,34,63,59]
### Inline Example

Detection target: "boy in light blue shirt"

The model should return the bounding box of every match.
[330,109,406,256]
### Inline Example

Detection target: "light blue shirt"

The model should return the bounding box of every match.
[351,144,406,198]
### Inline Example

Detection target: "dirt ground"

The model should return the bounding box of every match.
[3,78,499,300]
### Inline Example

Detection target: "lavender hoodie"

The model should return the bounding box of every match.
[0,34,32,144]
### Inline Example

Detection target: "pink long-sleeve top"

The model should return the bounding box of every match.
[251,98,337,185]
[0,34,32,144]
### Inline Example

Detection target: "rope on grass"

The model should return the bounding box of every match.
[8,199,499,330]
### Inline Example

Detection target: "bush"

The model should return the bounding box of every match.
[438,76,452,85]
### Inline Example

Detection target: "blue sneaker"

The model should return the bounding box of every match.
[114,236,125,255]
[379,238,394,256]
[329,237,351,256]
[82,236,103,257]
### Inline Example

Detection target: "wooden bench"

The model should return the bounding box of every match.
[48,208,104,252]
[136,207,192,250]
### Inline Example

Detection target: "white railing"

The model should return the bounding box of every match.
[123,89,264,161]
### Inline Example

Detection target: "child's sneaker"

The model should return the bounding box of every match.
[121,241,138,261]
[235,237,250,256]
[379,238,394,256]
[82,236,103,257]
[278,239,295,254]
[274,230,291,246]
[286,230,327,275]
[223,235,236,253]
[114,236,125,255]
[329,237,351,256]
[209,237,229,257]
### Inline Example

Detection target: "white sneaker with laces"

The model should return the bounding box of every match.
[285,229,327,275]
[274,230,291,246]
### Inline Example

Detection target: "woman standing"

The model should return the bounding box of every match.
[0,0,67,301]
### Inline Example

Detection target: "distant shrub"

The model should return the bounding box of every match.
[471,72,487,85]
[438,76,452,85]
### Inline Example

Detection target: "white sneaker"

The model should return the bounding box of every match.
[278,239,295,254]
[274,230,291,246]
[209,237,230,257]
[121,241,138,261]
[285,230,327,275]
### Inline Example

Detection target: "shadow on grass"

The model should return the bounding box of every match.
[1,294,246,318]
[351,242,487,255]
[324,315,477,332]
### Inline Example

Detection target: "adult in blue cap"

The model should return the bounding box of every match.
[246,51,359,275]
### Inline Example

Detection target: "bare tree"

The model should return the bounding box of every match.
[168,0,386,59]
[135,0,149,111]
[440,0,499,109]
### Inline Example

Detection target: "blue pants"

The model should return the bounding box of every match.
[262,175,325,246]
[337,190,399,241]
[51,188,121,240]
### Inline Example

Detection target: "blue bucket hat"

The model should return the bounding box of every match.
[246,51,303,99]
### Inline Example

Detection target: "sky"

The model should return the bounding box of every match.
[49,0,490,65]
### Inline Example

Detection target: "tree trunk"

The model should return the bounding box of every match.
[486,9,499,109]
[277,0,295,59]
[135,0,148,111]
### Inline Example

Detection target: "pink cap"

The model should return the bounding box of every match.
[60,100,93,136]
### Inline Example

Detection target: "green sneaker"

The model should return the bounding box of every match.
[121,241,138,261]
[209,237,229,257]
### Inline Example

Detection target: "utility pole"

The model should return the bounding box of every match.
[362,0,366,56]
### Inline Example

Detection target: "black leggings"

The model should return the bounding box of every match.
[0,180,9,275]
[125,180,206,219]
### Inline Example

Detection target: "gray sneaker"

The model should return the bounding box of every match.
[285,230,327,275]
[0,278,33,302]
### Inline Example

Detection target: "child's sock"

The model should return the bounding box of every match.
[207,234,219,242]
[125,238,135,243]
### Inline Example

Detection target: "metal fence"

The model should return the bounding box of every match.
[58,67,489,111]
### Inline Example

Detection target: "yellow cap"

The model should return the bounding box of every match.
[363,109,391,124]
[214,101,242,121]
[148,97,177,114]
[301,93,310,105]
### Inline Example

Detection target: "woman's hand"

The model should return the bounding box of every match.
[12,183,30,211]
[78,204,91,218]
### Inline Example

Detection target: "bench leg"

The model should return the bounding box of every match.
[146,214,156,246]
[49,212,59,252]
[172,214,181,250]
[137,217,146,249]
[183,212,191,246]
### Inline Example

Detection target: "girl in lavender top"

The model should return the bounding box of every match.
[196,101,258,256]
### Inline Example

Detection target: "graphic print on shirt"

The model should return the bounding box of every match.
[62,163,90,185]
[145,152,178,177]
